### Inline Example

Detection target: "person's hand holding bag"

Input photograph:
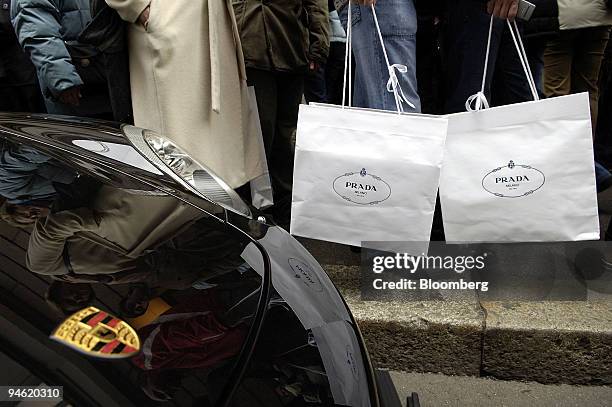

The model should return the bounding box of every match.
[487,0,519,20]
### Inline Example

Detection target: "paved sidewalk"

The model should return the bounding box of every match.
[391,371,612,407]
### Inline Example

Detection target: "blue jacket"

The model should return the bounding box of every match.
[0,143,75,204]
[11,0,91,98]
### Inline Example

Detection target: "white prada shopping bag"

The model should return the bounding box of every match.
[440,92,599,242]
[291,104,448,250]
[440,18,599,243]
[290,4,448,251]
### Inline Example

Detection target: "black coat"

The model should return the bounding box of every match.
[78,0,126,53]
[524,0,559,38]
[0,0,37,85]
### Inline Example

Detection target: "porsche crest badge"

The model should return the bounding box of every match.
[51,307,140,359]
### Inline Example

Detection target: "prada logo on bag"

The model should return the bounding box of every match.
[482,161,546,198]
[333,168,392,205]
[288,258,323,292]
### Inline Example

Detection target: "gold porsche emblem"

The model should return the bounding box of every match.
[51,307,140,359]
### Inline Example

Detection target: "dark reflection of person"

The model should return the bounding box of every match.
[45,280,95,315]
[119,284,150,318]
[47,279,152,319]
[26,185,247,288]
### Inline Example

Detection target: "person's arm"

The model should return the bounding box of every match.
[304,0,331,70]
[10,0,83,100]
[487,0,519,20]
[26,208,101,275]
[105,0,150,24]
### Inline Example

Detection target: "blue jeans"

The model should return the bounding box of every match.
[339,0,421,112]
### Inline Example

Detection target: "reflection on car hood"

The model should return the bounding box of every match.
[0,112,380,407]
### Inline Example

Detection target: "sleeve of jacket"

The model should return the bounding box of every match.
[26,208,100,275]
[10,0,83,97]
[105,0,150,23]
[305,0,330,64]
[0,146,57,202]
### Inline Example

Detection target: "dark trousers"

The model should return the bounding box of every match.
[544,26,612,132]
[596,36,612,167]
[0,83,44,113]
[304,65,327,104]
[246,68,304,203]
[526,36,547,98]
[0,43,45,113]
[304,42,346,105]
[416,15,444,114]
[443,0,533,113]
[103,50,133,124]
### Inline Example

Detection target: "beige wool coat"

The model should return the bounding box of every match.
[106,0,265,188]
[27,186,206,277]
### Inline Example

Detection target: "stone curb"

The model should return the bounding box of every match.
[313,253,612,385]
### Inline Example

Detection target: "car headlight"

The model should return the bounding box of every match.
[122,125,251,217]
[144,133,200,184]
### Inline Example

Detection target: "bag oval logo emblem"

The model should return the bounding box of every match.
[333,168,392,205]
[288,258,324,292]
[482,161,546,198]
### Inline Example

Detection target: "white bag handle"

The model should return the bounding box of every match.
[466,16,539,112]
[507,19,539,100]
[342,3,353,108]
[341,4,416,113]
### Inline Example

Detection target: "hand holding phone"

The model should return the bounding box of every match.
[516,0,536,21]
[487,0,535,21]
